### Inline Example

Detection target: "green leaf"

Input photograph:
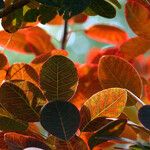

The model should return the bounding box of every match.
[40,101,80,141]
[2,8,23,33]
[24,9,39,22]
[0,81,41,122]
[88,119,127,149]
[89,0,116,18]
[106,0,121,9]
[38,5,57,24]
[0,107,28,131]
[40,55,78,101]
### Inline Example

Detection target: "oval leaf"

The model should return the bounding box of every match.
[98,55,143,106]
[40,55,78,101]
[0,82,40,122]
[125,1,150,39]
[80,88,127,132]
[138,105,150,130]
[88,119,127,149]
[40,101,80,141]
[85,25,128,46]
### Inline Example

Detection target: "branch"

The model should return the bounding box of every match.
[0,0,30,18]
[61,19,68,49]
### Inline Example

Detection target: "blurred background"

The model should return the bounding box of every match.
[0,0,135,64]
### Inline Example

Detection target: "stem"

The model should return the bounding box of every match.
[127,90,145,106]
[61,19,68,49]
[0,0,30,18]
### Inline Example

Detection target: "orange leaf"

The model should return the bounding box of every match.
[69,14,88,24]
[4,132,50,150]
[125,1,150,39]
[120,37,150,60]
[98,55,143,106]
[0,27,55,55]
[6,63,39,85]
[48,15,63,25]
[0,52,9,70]
[0,70,6,85]
[85,25,128,46]
[0,132,8,150]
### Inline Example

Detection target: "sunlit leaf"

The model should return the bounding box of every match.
[80,88,127,132]
[120,37,150,60]
[88,119,127,149]
[4,132,50,150]
[40,55,78,101]
[138,105,150,130]
[125,1,150,39]
[40,101,80,141]
[0,70,7,85]
[0,82,40,122]
[85,25,128,46]
[46,135,88,150]
[6,63,39,85]
[98,55,143,106]
[0,27,55,55]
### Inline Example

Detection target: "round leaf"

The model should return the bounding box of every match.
[138,105,150,130]
[40,101,80,141]
[98,55,143,106]
[40,55,78,101]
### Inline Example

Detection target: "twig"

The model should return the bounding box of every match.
[0,0,30,18]
[61,19,68,49]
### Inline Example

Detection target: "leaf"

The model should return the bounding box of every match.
[0,69,7,85]
[0,132,8,150]
[40,101,80,141]
[138,105,150,130]
[120,37,150,60]
[0,82,40,122]
[31,50,68,75]
[2,8,23,33]
[79,88,127,132]
[40,55,78,101]
[88,119,127,149]
[0,52,9,70]
[125,1,150,39]
[46,135,88,150]
[0,107,28,131]
[4,132,51,150]
[85,25,128,46]
[98,55,143,106]
[106,0,121,9]
[6,63,39,85]
[88,0,116,18]
[0,27,55,55]
[0,0,4,9]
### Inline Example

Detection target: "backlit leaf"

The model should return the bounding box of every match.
[85,25,128,46]
[125,1,150,39]
[0,82,40,122]
[88,119,127,149]
[0,27,55,55]
[0,132,8,150]
[40,55,78,101]
[98,55,143,106]
[6,63,39,85]
[40,101,80,141]
[0,70,7,85]
[47,135,88,150]
[80,88,127,132]
[0,107,28,131]
[4,132,50,150]
[138,105,150,130]
[120,37,150,60]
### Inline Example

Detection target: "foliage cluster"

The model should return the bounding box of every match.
[0,0,150,150]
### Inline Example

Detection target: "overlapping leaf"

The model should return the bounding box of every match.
[98,55,143,106]
[88,119,127,149]
[40,101,80,141]
[0,52,9,70]
[4,132,51,150]
[85,25,128,46]
[40,55,78,101]
[0,82,41,122]
[80,88,127,132]
[6,63,39,85]
[0,27,55,55]
[125,1,150,39]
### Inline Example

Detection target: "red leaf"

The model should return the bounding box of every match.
[0,132,8,150]
[85,25,128,46]
[4,132,50,150]
[0,27,55,55]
